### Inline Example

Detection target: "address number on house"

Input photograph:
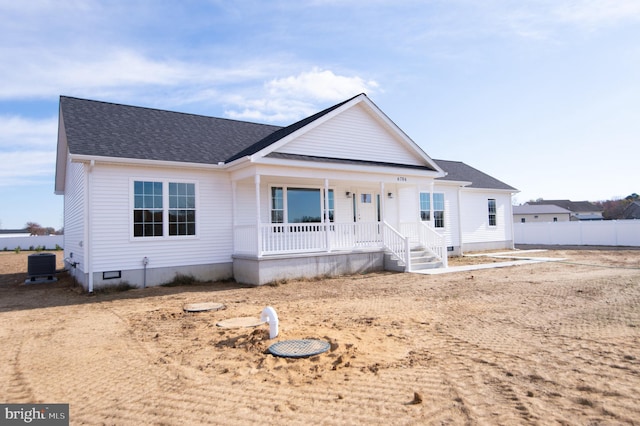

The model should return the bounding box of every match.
[397,177,407,182]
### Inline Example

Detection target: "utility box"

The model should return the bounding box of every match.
[27,253,56,282]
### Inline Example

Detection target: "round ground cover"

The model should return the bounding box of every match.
[183,302,225,312]
[268,339,331,358]
[216,317,266,328]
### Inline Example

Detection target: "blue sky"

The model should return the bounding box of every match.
[1,0,639,230]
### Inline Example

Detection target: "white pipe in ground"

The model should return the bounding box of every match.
[260,306,279,339]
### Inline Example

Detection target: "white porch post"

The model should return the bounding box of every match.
[380,181,385,222]
[324,178,330,252]
[255,174,262,256]
[231,181,237,253]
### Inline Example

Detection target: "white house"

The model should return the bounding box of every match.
[55,94,517,290]
[513,204,572,223]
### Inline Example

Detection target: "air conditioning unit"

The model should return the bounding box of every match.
[27,253,56,282]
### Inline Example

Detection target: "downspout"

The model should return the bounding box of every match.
[508,194,515,249]
[87,159,95,293]
[457,187,464,256]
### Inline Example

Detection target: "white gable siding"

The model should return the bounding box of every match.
[459,190,512,246]
[276,104,425,166]
[88,164,233,274]
[63,157,86,277]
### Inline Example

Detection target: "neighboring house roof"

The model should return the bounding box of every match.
[526,199,603,213]
[513,204,572,215]
[623,201,640,219]
[433,159,517,191]
[0,229,29,235]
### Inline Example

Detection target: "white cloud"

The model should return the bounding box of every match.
[224,68,379,123]
[0,116,58,187]
[0,151,55,186]
[267,68,378,102]
[553,0,640,27]
[0,116,57,149]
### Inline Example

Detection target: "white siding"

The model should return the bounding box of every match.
[431,185,461,248]
[63,157,86,275]
[458,190,512,245]
[88,164,233,273]
[234,181,258,226]
[276,104,425,166]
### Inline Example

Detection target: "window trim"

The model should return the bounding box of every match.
[433,193,445,228]
[488,198,497,227]
[269,184,334,225]
[419,191,445,228]
[130,178,198,240]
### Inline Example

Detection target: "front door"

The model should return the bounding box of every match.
[354,192,380,243]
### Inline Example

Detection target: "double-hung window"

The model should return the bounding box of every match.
[420,192,444,227]
[169,183,196,236]
[134,181,164,237]
[433,193,445,228]
[420,192,430,221]
[133,180,196,238]
[488,199,497,226]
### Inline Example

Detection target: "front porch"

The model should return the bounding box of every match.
[232,220,448,285]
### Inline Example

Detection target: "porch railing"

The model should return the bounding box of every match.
[234,222,388,255]
[400,221,448,268]
[233,221,446,269]
[382,221,411,271]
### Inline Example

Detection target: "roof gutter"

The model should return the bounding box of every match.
[69,154,229,170]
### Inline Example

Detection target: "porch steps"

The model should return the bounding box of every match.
[384,246,443,272]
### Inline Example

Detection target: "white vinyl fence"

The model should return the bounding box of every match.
[0,235,64,251]
[514,220,640,247]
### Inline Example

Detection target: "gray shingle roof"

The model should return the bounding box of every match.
[433,159,517,191]
[59,96,515,191]
[622,201,640,219]
[526,200,603,213]
[266,152,436,171]
[60,96,282,164]
[513,204,572,214]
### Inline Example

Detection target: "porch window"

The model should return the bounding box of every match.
[433,193,445,228]
[288,188,322,223]
[488,198,497,226]
[270,186,334,224]
[420,192,444,226]
[271,187,284,223]
[420,192,430,221]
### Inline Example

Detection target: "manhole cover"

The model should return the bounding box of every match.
[268,339,331,358]
[183,302,225,312]
[216,317,266,328]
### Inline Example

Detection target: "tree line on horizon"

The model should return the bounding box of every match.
[595,193,639,220]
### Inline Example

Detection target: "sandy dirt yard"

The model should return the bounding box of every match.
[1,249,639,425]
